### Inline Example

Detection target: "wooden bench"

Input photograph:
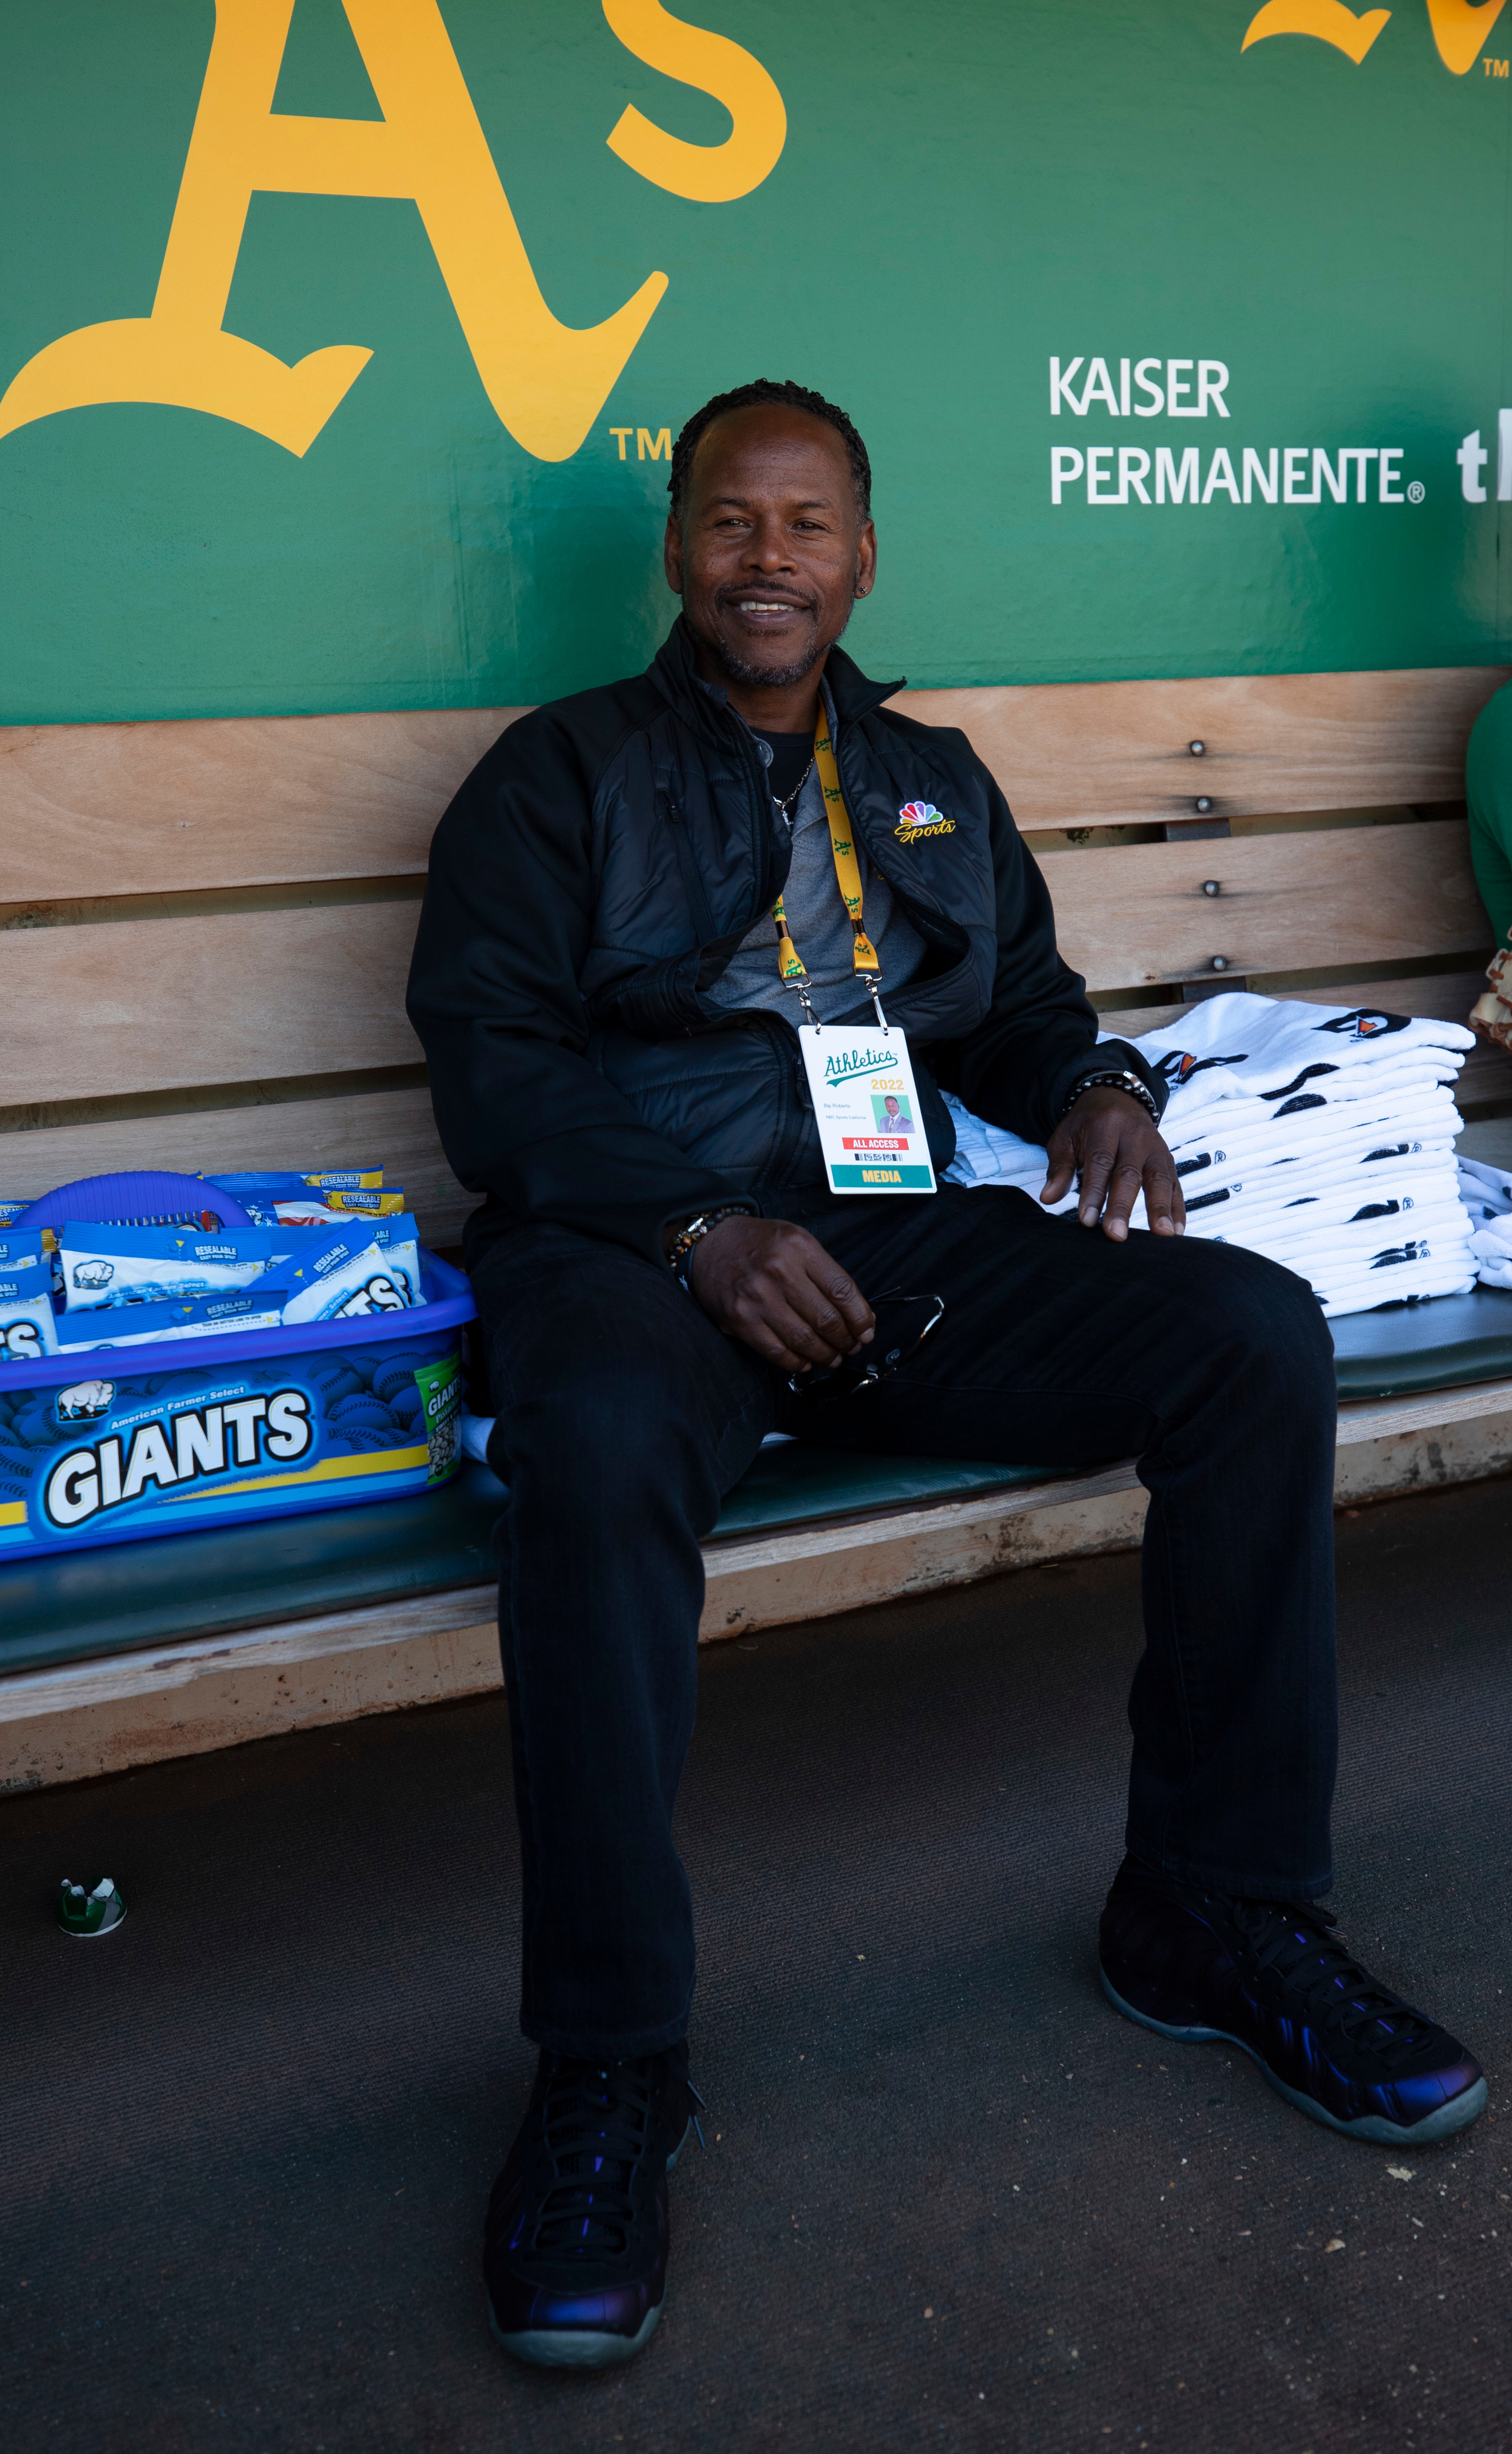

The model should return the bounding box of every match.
[5,664,1512,1783]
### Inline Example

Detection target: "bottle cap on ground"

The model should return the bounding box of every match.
[56,1877,127,1938]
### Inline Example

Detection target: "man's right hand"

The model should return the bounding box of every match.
[685,1216,875,1373]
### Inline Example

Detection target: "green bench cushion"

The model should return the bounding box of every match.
[0,1468,503,1681]
[5,1286,1512,1681]
[710,1444,1058,1536]
[1330,1285,1512,1399]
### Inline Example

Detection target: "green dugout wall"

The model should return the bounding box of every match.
[2,0,1512,723]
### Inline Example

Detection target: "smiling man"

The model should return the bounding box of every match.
[407,379,1484,2373]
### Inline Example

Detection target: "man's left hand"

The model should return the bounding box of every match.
[1040,1086,1185,1242]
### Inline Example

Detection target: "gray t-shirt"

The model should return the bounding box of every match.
[705,735,927,1025]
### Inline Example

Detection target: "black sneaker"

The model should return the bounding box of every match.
[483,2048,698,2369]
[1099,1857,1486,2145]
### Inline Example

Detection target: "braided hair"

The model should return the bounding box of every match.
[667,379,872,523]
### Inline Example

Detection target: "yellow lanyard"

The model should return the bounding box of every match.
[770,717,881,1011]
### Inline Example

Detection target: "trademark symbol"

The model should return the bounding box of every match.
[1484,56,1509,76]
[1407,480,1426,503]
[608,426,672,462]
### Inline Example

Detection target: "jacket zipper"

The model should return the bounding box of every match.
[662,791,718,944]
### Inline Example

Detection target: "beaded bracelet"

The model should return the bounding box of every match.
[666,1205,753,1290]
[1062,1068,1160,1124]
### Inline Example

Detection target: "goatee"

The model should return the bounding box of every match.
[690,600,851,695]
[708,637,825,691]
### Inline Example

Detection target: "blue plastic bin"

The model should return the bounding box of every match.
[0,1251,475,1561]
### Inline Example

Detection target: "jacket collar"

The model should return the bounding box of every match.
[648,616,903,737]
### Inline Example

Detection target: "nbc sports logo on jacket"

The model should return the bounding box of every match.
[895,801,956,843]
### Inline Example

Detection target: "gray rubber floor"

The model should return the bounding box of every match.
[3,1473,1512,2454]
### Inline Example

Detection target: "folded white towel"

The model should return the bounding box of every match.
[1183,1146,1449,1223]
[1167,1094,1462,1179]
[1310,1258,1477,1315]
[1221,1186,1468,1247]
[1133,990,1473,1096]
[1164,1072,1461,1149]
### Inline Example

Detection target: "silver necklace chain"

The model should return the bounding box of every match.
[772,755,814,826]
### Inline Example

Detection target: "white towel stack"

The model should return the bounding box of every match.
[944,991,1477,1319]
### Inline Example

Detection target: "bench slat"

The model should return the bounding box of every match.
[0,709,519,902]
[1044,819,1490,991]
[1,669,1503,903]
[0,858,1500,1133]
[898,667,1508,827]
[0,903,424,1104]
[2,973,1499,1234]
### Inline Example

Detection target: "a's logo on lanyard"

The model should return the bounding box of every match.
[774,717,936,1196]
[770,720,884,1021]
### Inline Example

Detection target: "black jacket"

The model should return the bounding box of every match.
[406,621,1164,1268]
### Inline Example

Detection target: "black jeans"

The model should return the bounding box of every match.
[473,1184,1339,2061]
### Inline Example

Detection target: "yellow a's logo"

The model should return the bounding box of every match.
[0,0,785,462]
[1424,0,1512,71]
[1242,2,1392,63]
[1241,0,1511,71]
